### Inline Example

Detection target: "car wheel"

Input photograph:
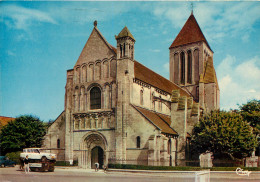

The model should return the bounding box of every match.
[1,164,5,168]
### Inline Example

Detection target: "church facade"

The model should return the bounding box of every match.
[43,13,219,168]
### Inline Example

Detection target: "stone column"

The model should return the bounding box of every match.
[171,138,177,166]
[85,93,87,111]
[199,80,205,110]
[156,135,161,166]
[162,138,168,166]
[90,115,93,129]
[171,96,187,166]
[83,150,88,169]
[148,135,155,166]
[95,114,98,129]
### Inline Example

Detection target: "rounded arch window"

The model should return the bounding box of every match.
[90,87,101,109]
[140,90,144,105]
[187,50,192,84]
[168,139,171,154]
[57,139,60,149]
[136,136,141,148]
[180,52,185,84]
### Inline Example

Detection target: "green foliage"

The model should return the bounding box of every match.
[5,151,22,164]
[46,119,55,128]
[239,100,260,135]
[0,115,46,155]
[107,164,260,171]
[191,110,257,159]
[108,164,202,171]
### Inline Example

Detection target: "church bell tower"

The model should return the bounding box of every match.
[169,13,220,112]
[114,26,135,163]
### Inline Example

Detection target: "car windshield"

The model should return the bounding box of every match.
[23,148,41,153]
[32,149,40,153]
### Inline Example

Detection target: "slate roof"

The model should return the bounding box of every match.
[134,61,191,97]
[115,26,135,41]
[201,56,219,89]
[170,14,212,51]
[109,44,117,53]
[132,105,177,135]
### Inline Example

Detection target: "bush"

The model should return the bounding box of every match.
[108,164,202,171]
[5,151,22,164]
[107,164,260,171]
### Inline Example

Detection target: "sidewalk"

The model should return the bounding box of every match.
[106,168,260,179]
[54,166,260,179]
[55,166,105,173]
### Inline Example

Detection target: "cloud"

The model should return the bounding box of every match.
[151,2,260,42]
[196,2,260,42]
[7,50,16,56]
[153,2,190,28]
[47,2,133,25]
[150,49,161,53]
[217,55,260,110]
[163,62,169,73]
[2,4,57,30]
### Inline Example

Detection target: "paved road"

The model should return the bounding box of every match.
[0,166,259,182]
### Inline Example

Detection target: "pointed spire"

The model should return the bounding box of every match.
[116,26,135,41]
[191,2,194,15]
[170,14,212,51]
[94,20,97,27]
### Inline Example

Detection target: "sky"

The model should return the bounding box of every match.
[1,1,260,122]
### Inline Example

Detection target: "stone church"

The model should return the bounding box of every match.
[43,13,219,168]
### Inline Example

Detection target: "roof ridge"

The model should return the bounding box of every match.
[200,56,219,90]
[94,27,117,54]
[155,112,178,134]
[203,56,215,82]
[116,26,135,41]
[131,105,161,130]
[0,116,15,119]
[134,105,168,116]
[170,14,212,51]
[74,25,117,66]
[132,105,178,135]
[134,60,192,97]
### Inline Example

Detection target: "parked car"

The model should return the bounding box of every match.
[20,148,56,172]
[0,156,16,167]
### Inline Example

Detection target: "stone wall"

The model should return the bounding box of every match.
[42,111,66,161]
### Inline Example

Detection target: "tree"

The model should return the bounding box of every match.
[0,115,46,155]
[46,119,55,128]
[239,100,260,156]
[239,100,260,135]
[191,110,257,160]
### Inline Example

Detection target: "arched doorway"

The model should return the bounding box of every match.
[80,132,108,169]
[91,146,104,169]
